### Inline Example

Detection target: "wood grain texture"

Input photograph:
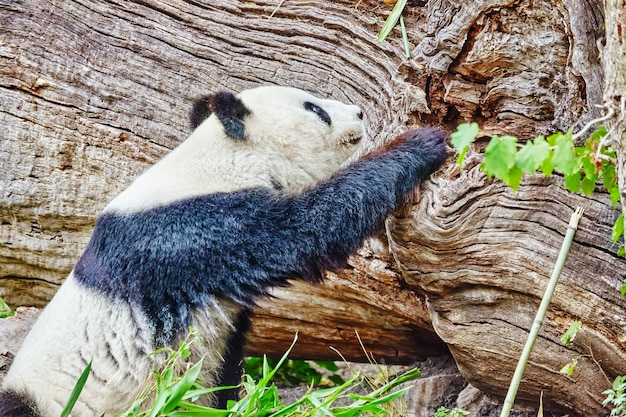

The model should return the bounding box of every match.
[250,247,448,364]
[0,0,616,414]
[406,0,602,136]
[388,150,626,415]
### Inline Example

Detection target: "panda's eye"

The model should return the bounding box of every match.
[304,101,331,126]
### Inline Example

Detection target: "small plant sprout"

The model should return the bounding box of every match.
[558,321,583,376]
[559,357,579,377]
[451,122,624,257]
[376,0,411,59]
[560,321,582,346]
[603,375,626,416]
[434,406,470,417]
[0,296,14,318]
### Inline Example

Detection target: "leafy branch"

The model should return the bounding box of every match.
[451,122,624,257]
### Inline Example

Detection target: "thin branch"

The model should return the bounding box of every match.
[572,102,615,142]
[593,97,626,162]
[585,342,613,386]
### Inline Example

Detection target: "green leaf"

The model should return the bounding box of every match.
[481,135,518,181]
[399,15,411,59]
[170,400,231,416]
[267,397,309,417]
[603,162,617,191]
[552,132,580,176]
[60,361,92,417]
[613,375,626,390]
[329,374,347,385]
[539,150,555,177]
[581,156,598,179]
[580,177,596,196]
[376,0,408,42]
[546,132,560,146]
[314,360,339,372]
[559,357,578,376]
[602,162,621,206]
[592,125,609,140]
[162,360,203,412]
[515,136,550,174]
[451,122,480,166]
[610,186,621,207]
[507,166,524,192]
[0,297,14,319]
[182,385,238,401]
[363,386,412,406]
[560,321,582,345]
[621,280,626,297]
[564,172,580,193]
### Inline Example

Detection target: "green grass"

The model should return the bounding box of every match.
[0,296,14,318]
[63,331,420,417]
[244,357,345,387]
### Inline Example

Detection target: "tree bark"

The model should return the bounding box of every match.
[1,0,623,415]
[605,1,626,221]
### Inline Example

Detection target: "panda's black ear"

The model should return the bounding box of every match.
[189,92,251,141]
[189,96,213,130]
[212,92,252,141]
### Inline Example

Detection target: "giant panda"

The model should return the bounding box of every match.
[0,85,447,417]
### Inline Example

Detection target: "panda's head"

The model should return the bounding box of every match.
[106,86,366,213]
[189,86,365,187]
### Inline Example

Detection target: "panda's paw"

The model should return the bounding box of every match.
[397,127,448,174]
[403,126,447,150]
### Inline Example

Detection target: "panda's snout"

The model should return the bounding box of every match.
[342,131,363,146]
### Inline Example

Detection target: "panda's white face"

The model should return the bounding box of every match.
[238,86,365,180]
[106,86,365,213]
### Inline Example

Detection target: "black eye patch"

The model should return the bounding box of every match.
[304,101,332,126]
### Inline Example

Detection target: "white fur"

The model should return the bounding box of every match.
[4,274,243,417]
[4,273,157,416]
[106,86,365,213]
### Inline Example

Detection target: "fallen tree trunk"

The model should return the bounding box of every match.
[1,0,624,415]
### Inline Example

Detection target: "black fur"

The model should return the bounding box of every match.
[189,92,251,141]
[304,101,331,126]
[269,175,284,191]
[0,389,41,417]
[74,127,447,346]
[189,96,213,130]
[214,310,251,408]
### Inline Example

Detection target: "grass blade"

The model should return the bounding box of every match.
[60,361,92,417]
[376,0,408,43]
[399,15,411,59]
[163,360,204,412]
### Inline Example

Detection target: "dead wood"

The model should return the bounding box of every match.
[1,0,621,415]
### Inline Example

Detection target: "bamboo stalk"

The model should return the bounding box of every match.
[500,207,584,417]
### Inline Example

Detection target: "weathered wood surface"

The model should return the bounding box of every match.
[389,154,626,415]
[1,0,622,415]
[250,248,448,363]
[605,0,626,243]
